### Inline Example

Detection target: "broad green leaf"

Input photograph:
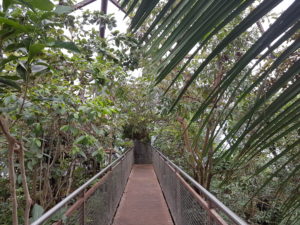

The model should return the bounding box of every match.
[0,17,30,32]
[47,41,80,53]
[54,5,73,15]
[16,63,27,80]
[27,0,54,11]
[60,125,70,132]
[0,77,21,90]
[79,151,87,159]
[30,204,45,222]
[4,42,26,52]
[75,135,88,145]
[34,138,41,147]
[71,145,80,155]
[0,75,20,80]
[31,64,48,73]
[29,43,45,60]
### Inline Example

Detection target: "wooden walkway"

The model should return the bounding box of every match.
[112,164,174,225]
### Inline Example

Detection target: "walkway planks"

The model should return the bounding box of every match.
[112,164,174,225]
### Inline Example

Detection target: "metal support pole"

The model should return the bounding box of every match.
[100,0,108,38]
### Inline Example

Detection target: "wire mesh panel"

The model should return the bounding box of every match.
[84,150,133,225]
[34,149,134,225]
[153,150,244,225]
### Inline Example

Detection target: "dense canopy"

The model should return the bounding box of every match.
[0,0,299,224]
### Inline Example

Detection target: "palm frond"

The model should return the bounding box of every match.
[123,0,300,222]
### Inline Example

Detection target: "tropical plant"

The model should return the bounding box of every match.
[1,0,299,224]
[120,0,300,224]
[0,1,139,224]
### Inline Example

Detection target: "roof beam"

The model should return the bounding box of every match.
[73,0,126,13]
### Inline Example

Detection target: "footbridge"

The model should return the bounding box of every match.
[31,142,247,225]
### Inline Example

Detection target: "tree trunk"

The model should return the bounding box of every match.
[19,142,33,225]
[0,116,19,225]
[66,160,76,195]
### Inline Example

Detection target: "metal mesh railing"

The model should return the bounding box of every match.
[31,149,134,225]
[153,149,247,225]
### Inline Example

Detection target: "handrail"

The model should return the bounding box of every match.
[31,149,132,225]
[153,148,248,225]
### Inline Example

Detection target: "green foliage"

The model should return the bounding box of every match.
[125,0,300,224]
[1,0,298,224]
[53,5,73,15]
[26,0,54,11]
[30,204,44,223]
[0,1,140,223]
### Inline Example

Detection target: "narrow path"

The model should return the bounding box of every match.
[112,164,174,225]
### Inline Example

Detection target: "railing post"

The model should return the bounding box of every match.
[208,201,214,225]
[175,167,182,225]
[79,189,85,225]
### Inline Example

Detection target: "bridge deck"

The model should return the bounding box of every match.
[112,164,174,225]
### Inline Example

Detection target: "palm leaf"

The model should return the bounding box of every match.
[123,0,300,222]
